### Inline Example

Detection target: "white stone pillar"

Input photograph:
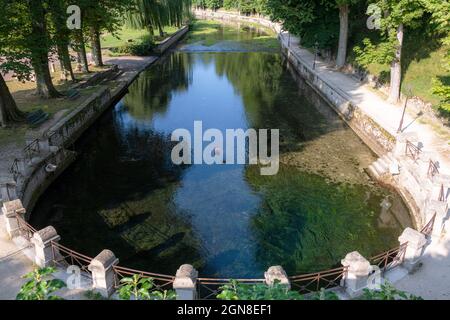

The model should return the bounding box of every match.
[1,199,26,238]
[264,266,290,289]
[341,251,371,298]
[424,200,448,238]
[31,226,61,267]
[88,249,119,297]
[173,264,198,300]
[398,228,427,271]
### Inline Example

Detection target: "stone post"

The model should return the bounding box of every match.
[398,228,427,271]
[1,199,26,238]
[341,251,371,298]
[173,264,198,300]
[31,226,61,267]
[264,266,290,289]
[88,249,119,297]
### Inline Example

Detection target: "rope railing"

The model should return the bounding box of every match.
[405,140,421,161]
[369,242,408,273]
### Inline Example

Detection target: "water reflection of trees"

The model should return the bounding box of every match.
[123,53,193,120]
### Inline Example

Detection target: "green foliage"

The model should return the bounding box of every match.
[217,280,304,300]
[362,283,423,300]
[16,267,66,300]
[110,35,155,56]
[217,280,340,300]
[118,274,176,300]
[432,77,450,114]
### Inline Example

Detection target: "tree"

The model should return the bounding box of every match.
[0,0,29,125]
[48,0,76,81]
[335,0,353,68]
[355,0,426,104]
[125,0,191,36]
[0,74,25,126]
[27,0,62,98]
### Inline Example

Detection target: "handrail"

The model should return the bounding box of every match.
[439,183,446,202]
[9,158,21,182]
[370,242,408,273]
[427,159,439,179]
[289,266,348,294]
[23,139,41,162]
[421,212,436,237]
[405,140,421,161]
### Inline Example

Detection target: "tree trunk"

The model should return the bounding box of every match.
[75,30,90,73]
[336,4,349,69]
[0,74,25,126]
[51,0,76,81]
[157,21,164,37]
[29,0,60,98]
[90,26,104,67]
[57,44,75,81]
[388,23,404,104]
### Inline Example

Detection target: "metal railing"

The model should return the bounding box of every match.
[15,213,37,241]
[289,266,348,294]
[113,265,175,294]
[421,213,436,237]
[439,183,446,202]
[427,159,439,179]
[405,140,421,161]
[9,158,21,182]
[370,242,408,273]
[51,241,93,279]
[23,139,41,162]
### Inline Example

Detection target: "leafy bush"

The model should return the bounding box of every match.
[118,274,176,300]
[217,280,304,300]
[16,267,66,300]
[361,283,422,300]
[216,280,339,300]
[110,35,155,56]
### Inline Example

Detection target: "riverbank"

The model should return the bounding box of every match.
[0,26,188,299]
[193,9,450,299]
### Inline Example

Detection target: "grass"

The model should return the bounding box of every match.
[101,26,181,50]
[0,65,105,146]
[364,45,449,106]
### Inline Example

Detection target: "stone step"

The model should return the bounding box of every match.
[378,156,390,169]
[367,164,379,180]
[372,161,386,176]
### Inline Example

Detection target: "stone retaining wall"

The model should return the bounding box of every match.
[154,25,189,54]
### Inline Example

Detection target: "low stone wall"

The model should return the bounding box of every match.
[1,26,189,214]
[154,25,189,54]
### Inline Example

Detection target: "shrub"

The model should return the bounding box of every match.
[111,35,155,56]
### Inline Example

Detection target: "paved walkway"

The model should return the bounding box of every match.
[280,32,450,299]
[280,33,450,174]
[0,55,157,300]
